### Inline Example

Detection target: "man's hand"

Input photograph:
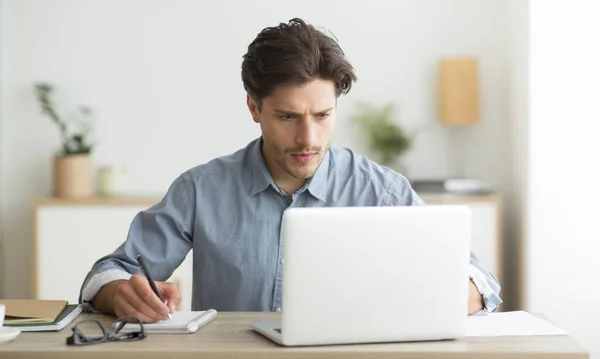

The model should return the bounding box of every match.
[91,274,182,323]
[468,279,484,315]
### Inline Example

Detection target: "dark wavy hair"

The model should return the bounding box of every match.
[241,18,357,108]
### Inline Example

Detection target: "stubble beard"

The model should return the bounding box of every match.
[268,141,331,180]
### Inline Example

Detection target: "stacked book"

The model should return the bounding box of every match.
[0,299,82,332]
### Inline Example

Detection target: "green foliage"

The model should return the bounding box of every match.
[34,82,94,156]
[352,102,414,166]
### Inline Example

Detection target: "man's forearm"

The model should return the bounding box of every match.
[91,280,127,316]
[468,279,484,314]
[468,253,502,312]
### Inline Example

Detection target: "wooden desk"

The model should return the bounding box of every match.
[0,312,589,359]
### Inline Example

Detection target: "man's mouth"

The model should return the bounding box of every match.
[291,153,316,164]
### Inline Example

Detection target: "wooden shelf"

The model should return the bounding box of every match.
[418,192,501,204]
[34,196,162,207]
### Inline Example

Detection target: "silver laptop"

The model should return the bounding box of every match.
[251,205,472,346]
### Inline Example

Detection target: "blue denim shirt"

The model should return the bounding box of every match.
[80,137,502,312]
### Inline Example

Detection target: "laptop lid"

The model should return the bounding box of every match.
[278,205,471,346]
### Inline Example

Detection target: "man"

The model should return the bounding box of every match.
[80,18,502,323]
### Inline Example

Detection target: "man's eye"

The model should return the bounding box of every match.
[316,113,330,120]
[279,114,294,120]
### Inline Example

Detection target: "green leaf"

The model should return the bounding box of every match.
[33,82,95,155]
[352,102,413,166]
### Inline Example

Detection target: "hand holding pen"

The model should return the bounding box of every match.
[136,255,174,320]
[98,255,181,323]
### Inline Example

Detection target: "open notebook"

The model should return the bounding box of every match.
[119,309,218,334]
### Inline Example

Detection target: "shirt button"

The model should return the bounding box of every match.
[280,259,284,264]
[275,307,281,312]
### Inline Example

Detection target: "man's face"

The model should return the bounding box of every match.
[248,79,336,183]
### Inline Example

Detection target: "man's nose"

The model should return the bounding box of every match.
[295,116,317,148]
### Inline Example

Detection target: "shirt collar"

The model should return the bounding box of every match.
[303,149,329,202]
[249,138,275,195]
[248,137,330,202]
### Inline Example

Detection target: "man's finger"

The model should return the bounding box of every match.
[159,282,182,310]
[114,294,158,323]
[117,281,167,321]
[129,274,170,317]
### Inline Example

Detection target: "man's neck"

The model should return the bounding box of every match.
[279,180,305,197]
[261,146,305,196]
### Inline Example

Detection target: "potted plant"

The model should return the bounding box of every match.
[352,102,415,174]
[34,82,95,198]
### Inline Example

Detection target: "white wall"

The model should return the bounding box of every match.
[526,0,600,357]
[0,0,4,298]
[504,0,529,311]
[1,0,514,299]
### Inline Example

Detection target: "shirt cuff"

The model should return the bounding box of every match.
[80,268,132,313]
[469,265,501,313]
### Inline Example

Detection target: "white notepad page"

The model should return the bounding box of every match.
[466,311,569,337]
[120,309,218,334]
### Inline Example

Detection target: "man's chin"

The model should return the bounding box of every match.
[285,165,318,180]
[292,170,317,180]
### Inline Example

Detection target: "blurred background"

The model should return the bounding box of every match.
[1,0,599,356]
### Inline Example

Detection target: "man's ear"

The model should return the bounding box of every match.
[247,95,260,123]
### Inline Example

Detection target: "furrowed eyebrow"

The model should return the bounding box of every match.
[315,107,334,115]
[273,109,301,116]
[273,107,334,116]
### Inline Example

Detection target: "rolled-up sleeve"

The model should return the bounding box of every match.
[469,252,503,313]
[78,174,196,309]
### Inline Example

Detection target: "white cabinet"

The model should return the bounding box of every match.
[418,193,503,290]
[33,194,502,312]
[33,198,193,311]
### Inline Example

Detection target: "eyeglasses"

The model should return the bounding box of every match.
[66,316,147,346]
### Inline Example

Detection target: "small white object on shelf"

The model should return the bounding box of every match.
[443,178,493,195]
[97,165,127,197]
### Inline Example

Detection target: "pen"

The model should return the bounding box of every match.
[136,255,172,320]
